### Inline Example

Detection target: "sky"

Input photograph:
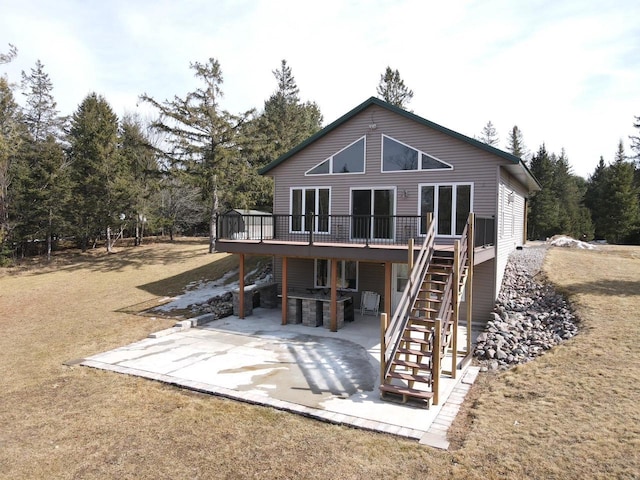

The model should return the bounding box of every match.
[1,0,639,178]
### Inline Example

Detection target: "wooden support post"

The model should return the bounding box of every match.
[380,312,388,391]
[330,258,338,332]
[433,318,442,405]
[408,238,414,270]
[452,241,460,378]
[384,261,392,320]
[467,213,475,355]
[281,256,288,325]
[239,254,245,319]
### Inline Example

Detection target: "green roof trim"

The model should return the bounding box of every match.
[259,97,541,190]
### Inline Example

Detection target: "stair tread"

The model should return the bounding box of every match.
[414,297,442,303]
[392,359,431,370]
[406,324,433,333]
[380,384,433,400]
[401,336,430,345]
[388,371,432,384]
[396,347,431,356]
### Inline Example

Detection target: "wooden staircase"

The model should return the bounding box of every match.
[379,215,473,408]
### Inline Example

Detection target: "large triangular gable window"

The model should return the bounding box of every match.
[306,136,366,175]
[382,135,452,172]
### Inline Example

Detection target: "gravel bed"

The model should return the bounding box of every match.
[474,244,579,371]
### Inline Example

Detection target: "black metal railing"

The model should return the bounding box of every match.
[217,213,496,248]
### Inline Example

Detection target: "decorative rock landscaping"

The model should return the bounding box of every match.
[474,244,579,371]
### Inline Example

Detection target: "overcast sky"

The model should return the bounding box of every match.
[2,0,639,178]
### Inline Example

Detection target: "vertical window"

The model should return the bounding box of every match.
[315,259,358,290]
[291,187,330,233]
[420,183,472,236]
[351,188,395,240]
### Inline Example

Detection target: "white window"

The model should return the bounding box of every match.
[291,187,330,233]
[314,259,358,290]
[306,137,366,175]
[419,183,473,236]
[382,135,452,172]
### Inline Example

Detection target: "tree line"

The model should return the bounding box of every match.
[478,120,640,244]
[0,51,324,261]
[1,48,639,264]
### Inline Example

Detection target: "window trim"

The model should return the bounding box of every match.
[289,186,331,234]
[418,182,473,237]
[380,134,453,173]
[305,136,366,176]
[314,259,359,291]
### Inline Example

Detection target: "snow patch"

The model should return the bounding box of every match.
[548,235,596,250]
[154,266,272,312]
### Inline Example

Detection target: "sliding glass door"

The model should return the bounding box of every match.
[351,188,395,240]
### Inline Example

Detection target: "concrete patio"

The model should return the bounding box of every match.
[81,308,480,449]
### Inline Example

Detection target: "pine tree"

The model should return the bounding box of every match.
[0,77,24,259]
[247,60,323,209]
[376,66,413,109]
[527,145,559,239]
[119,114,159,245]
[0,44,17,64]
[478,121,499,147]
[585,156,610,240]
[601,142,639,243]
[140,58,253,252]
[68,93,126,252]
[506,125,527,159]
[13,60,70,259]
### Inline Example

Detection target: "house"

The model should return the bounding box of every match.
[216,97,540,405]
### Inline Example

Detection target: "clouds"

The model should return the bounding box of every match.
[1,0,638,178]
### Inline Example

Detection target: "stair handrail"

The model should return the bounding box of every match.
[383,215,436,375]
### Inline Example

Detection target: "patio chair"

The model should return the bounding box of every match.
[360,290,380,317]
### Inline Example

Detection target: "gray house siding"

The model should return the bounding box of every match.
[269,105,502,223]
[495,168,529,295]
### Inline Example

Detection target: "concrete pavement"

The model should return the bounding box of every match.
[81,308,480,448]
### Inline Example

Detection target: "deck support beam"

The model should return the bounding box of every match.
[384,261,392,321]
[239,253,245,319]
[330,258,338,332]
[281,256,288,325]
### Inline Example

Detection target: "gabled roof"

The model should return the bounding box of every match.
[259,97,541,192]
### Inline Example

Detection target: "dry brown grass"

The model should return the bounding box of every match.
[1,241,638,479]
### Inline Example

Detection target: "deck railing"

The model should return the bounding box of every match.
[217,213,495,247]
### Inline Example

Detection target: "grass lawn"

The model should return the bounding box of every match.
[1,239,638,479]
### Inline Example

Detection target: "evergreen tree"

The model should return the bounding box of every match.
[20,60,66,142]
[13,60,70,259]
[119,113,159,245]
[68,93,127,252]
[140,58,253,252]
[478,121,499,147]
[552,149,593,239]
[0,77,24,259]
[376,66,413,109]
[629,115,640,167]
[527,145,558,239]
[247,60,323,209]
[585,156,610,240]
[0,44,17,65]
[506,125,527,159]
[601,142,639,243]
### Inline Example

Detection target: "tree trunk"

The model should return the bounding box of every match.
[46,207,52,262]
[209,174,219,254]
[106,226,112,253]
